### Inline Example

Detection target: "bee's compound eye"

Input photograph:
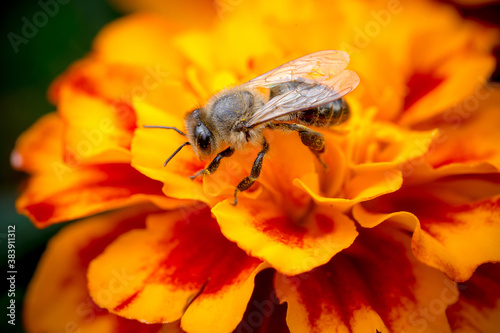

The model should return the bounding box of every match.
[195,123,212,153]
[198,133,210,149]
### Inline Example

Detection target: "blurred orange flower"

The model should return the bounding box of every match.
[13,0,500,332]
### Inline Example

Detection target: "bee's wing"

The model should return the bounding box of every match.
[242,50,350,88]
[245,69,360,127]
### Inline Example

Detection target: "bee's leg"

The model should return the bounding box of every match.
[232,139,270,206]
[268,123,327,169]
[189,146,235,179]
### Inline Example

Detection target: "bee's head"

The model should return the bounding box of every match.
[142,109,215,167]
[185,109,214,160]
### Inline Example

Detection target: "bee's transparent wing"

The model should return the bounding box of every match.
[242,50,350,88]
[245,69,360,127]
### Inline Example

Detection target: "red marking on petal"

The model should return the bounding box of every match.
[404,72,444,111]
[365,191,462,240]
[83,296,162,332]
[24,202,55,223]
[68,71,138,137]
[432,151,495,168]
[151,207,260,294]
[71,75,100,97]
[315,213,335,233]
[183,159,206,179]
[363,175,500,241]
[112,101,137,134]
[257,216,307,247]
[114,290,142,312]
[467,197,500,226]
[252,212,336,247]
[248,58,255,71]
[90,163,165,196]
[292,228,416,329]
[21,164,165,226]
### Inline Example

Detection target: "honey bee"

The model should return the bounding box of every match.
[145,50,360,205]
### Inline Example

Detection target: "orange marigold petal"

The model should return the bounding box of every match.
[16,163,173,226]
[426,88,500,170]
[131,100,212,203]
[11,112,63,174]
[59,85,133,165]
[398,1,497,125]
[275,224,457,333]
[344,0,498,124]
[87,206,265,332]
[108,0,217,28]
[346,105,440,169]
[296,104,440,210]
[213,199,358,275]
[50,57,177,112]
[412,195,500,282]
[356,173,500,281]
[93,13,184,76]
[23,205,165,333]
[401,54,495,126]
[446,263,500,333]
[13,101,180,226]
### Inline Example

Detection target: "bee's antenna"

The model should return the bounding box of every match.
[164,142,191,166]
[143,125,186,136]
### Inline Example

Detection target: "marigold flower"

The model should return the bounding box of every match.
[13,0,500,332]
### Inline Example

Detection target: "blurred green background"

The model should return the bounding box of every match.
[1,1,120,331]
[0,0,499,332]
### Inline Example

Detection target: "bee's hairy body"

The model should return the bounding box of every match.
[187,82,350,158]
[148,50,360,205]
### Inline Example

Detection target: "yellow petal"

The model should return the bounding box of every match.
[11,113,63,174]
[426,88,500,170]
[16,163,174,226]
[355,173,500,281]
[23,205,165,333]
[131,99,211,204]
[108,0,217,28]
[401,55,495,126]
[59,84,133,165]
[296,103,439,210]
[88,207,265,333]
[93,13,184,76]
[213,199,358,275]
[275,224,457,333]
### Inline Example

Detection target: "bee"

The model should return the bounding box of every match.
[145,50,360,205]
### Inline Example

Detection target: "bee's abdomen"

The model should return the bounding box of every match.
[295,98,349,127]
[269,82,350,128]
